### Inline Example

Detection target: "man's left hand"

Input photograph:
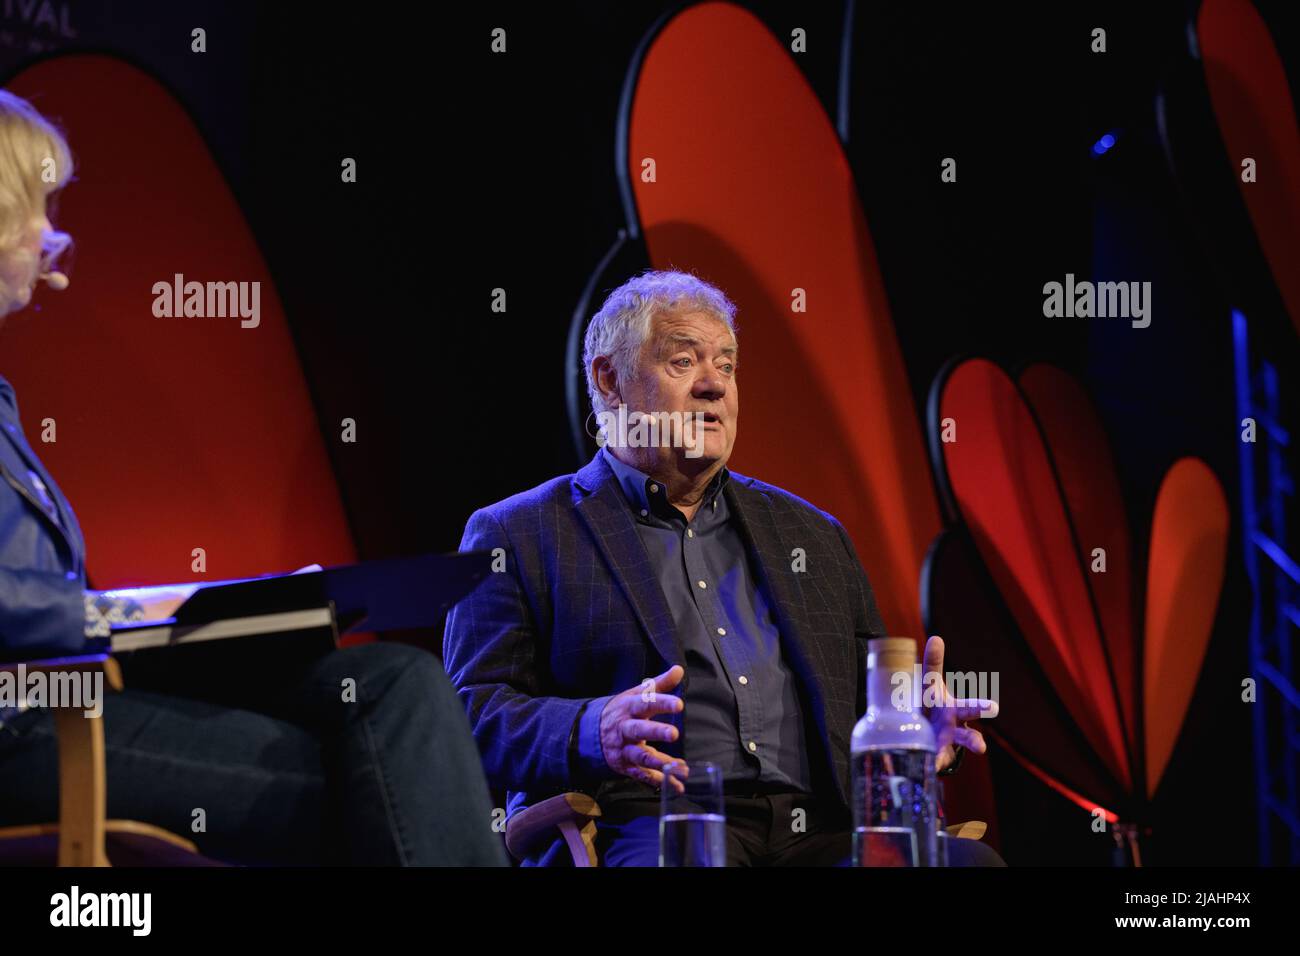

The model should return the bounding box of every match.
[922,635,998,773]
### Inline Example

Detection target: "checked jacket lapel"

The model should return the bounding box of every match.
[573,451,685,673]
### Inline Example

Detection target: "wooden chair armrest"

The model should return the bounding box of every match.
[505,792,602,866]
[1,654,123,865]
[0,652,122,691]
[945,820,987,841]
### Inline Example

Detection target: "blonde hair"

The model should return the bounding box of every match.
[0,89,74,314]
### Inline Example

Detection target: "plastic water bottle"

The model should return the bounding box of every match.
[851,637,941,866]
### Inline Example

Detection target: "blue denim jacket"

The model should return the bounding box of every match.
[0,374,88,662]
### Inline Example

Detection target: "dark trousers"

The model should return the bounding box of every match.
[596,787,1007,867]
[0,642,506,866]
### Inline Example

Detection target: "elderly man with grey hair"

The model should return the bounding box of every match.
[443,269,1003,866]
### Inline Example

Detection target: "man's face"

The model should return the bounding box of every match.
[617,309,739,472]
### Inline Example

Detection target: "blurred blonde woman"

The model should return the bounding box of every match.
[0,90,504,865]
[0,92,72,319]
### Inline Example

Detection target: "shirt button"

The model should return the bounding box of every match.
[640,509,648,517]
[649,483,659,493]
[738,675,748,685]
[687,529,694,538]
[747,741,757,752]
[697,580,707,589]
[717,627,726,636]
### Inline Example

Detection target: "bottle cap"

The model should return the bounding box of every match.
[867,636,918,671]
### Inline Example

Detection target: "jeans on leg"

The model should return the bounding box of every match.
[0,642,506,866]
[0,687,327,864]
[275,642,506,865]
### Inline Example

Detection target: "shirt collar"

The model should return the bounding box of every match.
[600,444,729,519]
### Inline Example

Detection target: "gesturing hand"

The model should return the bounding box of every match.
[598,664,686,789]
[921,635,998,772]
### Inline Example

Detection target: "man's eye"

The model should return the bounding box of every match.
[673,358,692,367]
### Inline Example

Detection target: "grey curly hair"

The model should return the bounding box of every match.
[583,269,738,416]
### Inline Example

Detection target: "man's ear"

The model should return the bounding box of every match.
[591,356,621,407]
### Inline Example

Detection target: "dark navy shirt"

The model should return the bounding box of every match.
[576,445,812,792]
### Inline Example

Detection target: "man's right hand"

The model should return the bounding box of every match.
[598,664,686,788]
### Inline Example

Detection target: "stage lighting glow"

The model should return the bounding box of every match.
[1092,131,1118,155]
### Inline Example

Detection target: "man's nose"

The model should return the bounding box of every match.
[692,369,726,397]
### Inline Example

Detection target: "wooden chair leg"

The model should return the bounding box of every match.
[51,658,121,867]
[52,705,109,866]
